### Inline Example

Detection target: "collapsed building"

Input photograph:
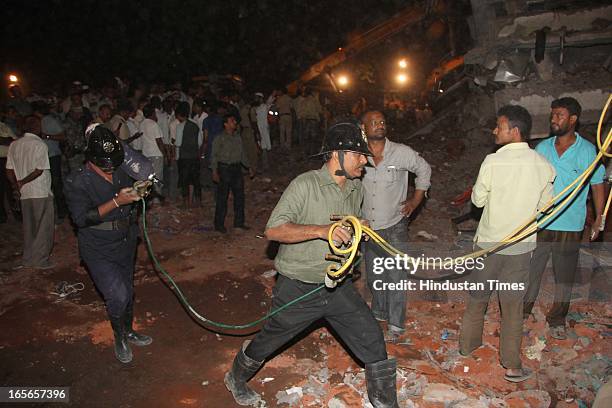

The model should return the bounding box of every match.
[437,0,612,139]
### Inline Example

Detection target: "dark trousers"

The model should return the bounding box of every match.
[0,157,11,220]
[245,275,387,364]
[49,155,67,219]
[459,250,530,369]
[365,219,410,331]
[524,229,582,327]
[214,163,245,229]
[80,228,138,319]
[178,158,201,199]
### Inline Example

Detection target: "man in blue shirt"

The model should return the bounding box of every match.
[524,97,605,340]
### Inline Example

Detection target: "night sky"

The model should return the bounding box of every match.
[4,0,474,94]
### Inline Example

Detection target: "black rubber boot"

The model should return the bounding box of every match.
[366,358,400,408]
[224,342,264,406]
[109,316,133,364]
[124,307,153,346]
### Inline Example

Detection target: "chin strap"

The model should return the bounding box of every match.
[334,151,346,176]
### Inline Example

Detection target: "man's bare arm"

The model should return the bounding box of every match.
[265,222,352,244]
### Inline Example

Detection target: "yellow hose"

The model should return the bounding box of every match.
[326,94,612,281]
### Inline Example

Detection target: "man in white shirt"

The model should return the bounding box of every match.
[254,92,275,169]
[139,104,165,198]
[191,98,208,135]
[157,98,178,201]
[459,105,555,383]
[6,116,55,269]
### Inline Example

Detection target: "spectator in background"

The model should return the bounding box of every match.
[300,88,323,155]
[139,104,165,201]
[63,106,89,172]
[202,102,226,190]
[211,114,253,233]
[191,98,208,134]
[0,121,18,223]
[275,88,294,150]
[239,96,259,176]
[95,104,113,126]
[254,92,275,169]
[6,116,55,269]
[158,97,178,201]
[109,99,136,144]
[175,102,203,208]
[7,85,32,117]
[34,101,68,223]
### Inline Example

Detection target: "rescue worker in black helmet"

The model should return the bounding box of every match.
[64,124,152,364]
[224,118,399,407]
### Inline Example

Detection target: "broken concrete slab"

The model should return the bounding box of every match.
[423,383,468,404]
[504,390,551,408]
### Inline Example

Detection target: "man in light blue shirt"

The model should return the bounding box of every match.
[524,97,605,340]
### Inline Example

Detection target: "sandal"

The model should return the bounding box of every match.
[504,368,533,383]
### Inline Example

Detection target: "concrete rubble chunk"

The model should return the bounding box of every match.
[423,383,468,404]
[327,398,346,408]
[504,390,551,408]
[275,386,303,406]
[526,337,547,360]
[451,397,489,408]
[303,375,326,399]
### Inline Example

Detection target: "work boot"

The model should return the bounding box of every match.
[109,316,133,364]
[366,358,400,408]
[224,342,264,406]
[124,307,153,346]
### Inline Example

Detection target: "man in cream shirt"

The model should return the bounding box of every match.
[459,105,555,383]
[6,116,55,269]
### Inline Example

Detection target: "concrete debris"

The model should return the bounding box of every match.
[416,230,438,241]
[261,269,277,279]
[451,397,490,408]
[553,347,578,364]
[504,390,551,408]
[526,337,547,360]
[303,375,326,399]
[423,383,467,404]
[275,386,303,406]
[260,377,274,384]
[317,367,329,383]
[398,370,428,397]
[327,398,346,408]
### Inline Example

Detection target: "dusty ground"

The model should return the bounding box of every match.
[1,99,610,407]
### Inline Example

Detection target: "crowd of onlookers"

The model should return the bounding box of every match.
[0,79,329,223]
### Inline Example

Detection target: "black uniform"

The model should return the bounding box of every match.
[64,165,137,319]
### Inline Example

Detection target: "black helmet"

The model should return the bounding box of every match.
[315,118,373,157]
[85,124,124,171]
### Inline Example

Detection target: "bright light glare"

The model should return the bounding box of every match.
[396,73,408,84]
[337,75,349,86]
[398,59,408,68]
[8,75,19,83]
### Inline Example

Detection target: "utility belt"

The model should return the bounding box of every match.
[89,214,136,231]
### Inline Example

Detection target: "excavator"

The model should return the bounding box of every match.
[285,1,464,97]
